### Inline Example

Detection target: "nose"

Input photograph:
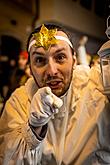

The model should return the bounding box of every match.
[46,58,58,76]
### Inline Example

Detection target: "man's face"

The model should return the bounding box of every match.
[29,31,75,97]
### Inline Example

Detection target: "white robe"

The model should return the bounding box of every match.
[0,65,109,165]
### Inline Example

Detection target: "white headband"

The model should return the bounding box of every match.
[28,35,73,52]
[55,36,73,49]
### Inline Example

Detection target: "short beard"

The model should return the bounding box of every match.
[30,65,73,97]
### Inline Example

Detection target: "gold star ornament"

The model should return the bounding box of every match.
[33,24,58,50]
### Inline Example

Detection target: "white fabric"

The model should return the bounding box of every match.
[0,65,109,165]
[28,40,36,52]
[55,36,73,48]
[28,36,73,52]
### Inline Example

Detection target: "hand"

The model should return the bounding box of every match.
[29,87,63,127]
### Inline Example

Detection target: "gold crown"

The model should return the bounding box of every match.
[33,24,58,50]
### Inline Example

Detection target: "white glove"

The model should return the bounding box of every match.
[29,87,63,127]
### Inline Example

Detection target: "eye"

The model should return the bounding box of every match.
[55,53,66,63]
[35,56,47,67]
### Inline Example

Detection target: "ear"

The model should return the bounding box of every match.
[73,52,77,69]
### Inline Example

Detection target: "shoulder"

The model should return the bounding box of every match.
[8,85,29,108]
[73,65,103,91]
[10,77,38,102]
[72,65,90,88]
[88,65,104,91]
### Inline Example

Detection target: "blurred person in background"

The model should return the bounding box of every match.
[5,50,29,100]
[77,35,89,66]
[90,54,100,68]
[0,23,109,165]
[19,64,31,86]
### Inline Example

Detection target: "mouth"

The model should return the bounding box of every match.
[46,79,63,89]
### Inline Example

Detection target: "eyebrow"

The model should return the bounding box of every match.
[31,47,66,57]
[53,47,66,54]
[31,51,45,57]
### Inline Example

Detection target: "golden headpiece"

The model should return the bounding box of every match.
[32,24,58,50]
[28,24,73,51]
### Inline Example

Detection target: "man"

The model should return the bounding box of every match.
[0,23,109,165]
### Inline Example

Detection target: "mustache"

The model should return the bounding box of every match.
[44,75,63,83]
